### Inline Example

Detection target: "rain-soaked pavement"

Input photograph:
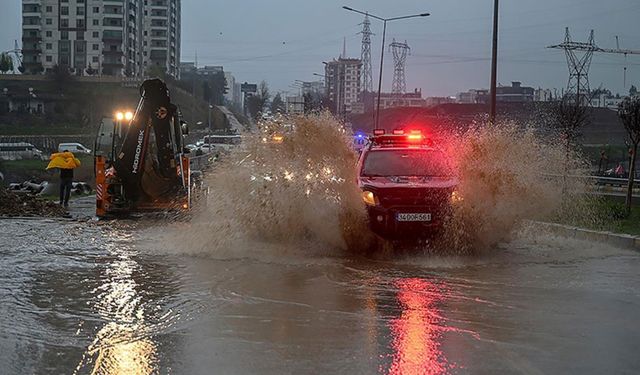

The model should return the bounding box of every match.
[1,201,640,374]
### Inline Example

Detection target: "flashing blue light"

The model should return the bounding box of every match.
[355,133,365,139]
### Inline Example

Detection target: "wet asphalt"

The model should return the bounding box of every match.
[1,201,639,374]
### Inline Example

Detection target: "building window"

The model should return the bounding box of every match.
[77,7,85,16]
[92,56,99,62]
[46,56,52,62]
[46,6,53,12]
[93,7,99,13]
[46,18,52,25]
[92,31,99,38]
[93,19,99,26]
[46,31,52,37]
[61,6,69,15]
[61,18,69,28]
[46,43,52,50]
[93,44,99,50]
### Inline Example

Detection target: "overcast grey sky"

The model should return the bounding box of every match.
[2,0,639,96]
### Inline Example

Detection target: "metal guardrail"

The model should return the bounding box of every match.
[588,175,640,187]
[189,153,214,171]
[541,174,640,199]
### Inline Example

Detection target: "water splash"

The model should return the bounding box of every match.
[172,114,589,256]
[176,112,372,255]
[438,122,590,254]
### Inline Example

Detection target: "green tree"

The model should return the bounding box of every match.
[47,64,74,92]
[0,53,10,73]
[618,96,640,215]
[271,93,285,113]
[246,81,270,120]
[630,85,638,97]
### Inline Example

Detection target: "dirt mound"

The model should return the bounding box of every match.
[0,187,66,217]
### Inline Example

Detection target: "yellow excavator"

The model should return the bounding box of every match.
[94,79,190,218]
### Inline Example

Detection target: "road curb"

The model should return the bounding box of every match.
[530,221,640,252]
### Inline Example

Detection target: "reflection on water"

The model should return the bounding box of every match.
[387,278,450,375]
[75,246,158,375]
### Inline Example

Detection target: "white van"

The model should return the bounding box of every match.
[58,142,92,154]
[0,143,45,160]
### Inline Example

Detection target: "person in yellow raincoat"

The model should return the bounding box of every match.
[46,151,81,208]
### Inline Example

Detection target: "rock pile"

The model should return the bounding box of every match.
[0,187,66,217]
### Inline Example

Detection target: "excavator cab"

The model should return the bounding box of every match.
[95,79,190,218]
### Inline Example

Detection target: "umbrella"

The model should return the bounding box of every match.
[46,151,82,170]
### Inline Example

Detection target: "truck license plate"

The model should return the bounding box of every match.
[396,213,432,222]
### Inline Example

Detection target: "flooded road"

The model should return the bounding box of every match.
[1,216,640,374]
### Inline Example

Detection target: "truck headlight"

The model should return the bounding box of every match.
[362,190,378,206]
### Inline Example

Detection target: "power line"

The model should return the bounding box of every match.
[548,27,640,103]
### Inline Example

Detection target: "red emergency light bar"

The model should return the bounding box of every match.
[371,129,431,147]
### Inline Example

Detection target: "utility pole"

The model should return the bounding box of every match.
[548,28,640,105]
[359,14,373,94]
[390,39,410,95]
[489,0,499,124]
[343,6,429,130]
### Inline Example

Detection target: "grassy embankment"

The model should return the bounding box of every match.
[557,196,640,236]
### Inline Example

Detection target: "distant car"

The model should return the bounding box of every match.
[58,142,92,154]
[0,142,45,160]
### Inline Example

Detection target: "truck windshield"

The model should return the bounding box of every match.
[362,149,453,177]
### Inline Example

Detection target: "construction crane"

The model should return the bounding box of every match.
[548,28,640,104]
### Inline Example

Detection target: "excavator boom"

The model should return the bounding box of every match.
[95,78,190,217]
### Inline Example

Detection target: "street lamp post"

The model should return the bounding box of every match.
[208,104,213,132]
[342,6,429,130]
[489,0,499,124]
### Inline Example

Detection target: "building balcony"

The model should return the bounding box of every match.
[22,46,42,54]
[103,61,124,67]
[103,49,124,55]
[102,35,123,43]
[22,35,42,42]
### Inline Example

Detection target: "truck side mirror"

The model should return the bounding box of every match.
[181,121,189,135]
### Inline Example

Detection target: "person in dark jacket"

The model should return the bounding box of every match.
[60,167,73,207]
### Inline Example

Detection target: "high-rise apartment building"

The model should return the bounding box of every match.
[324,58,361,115]
[141,0,181,78]
[21,0,180,78]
